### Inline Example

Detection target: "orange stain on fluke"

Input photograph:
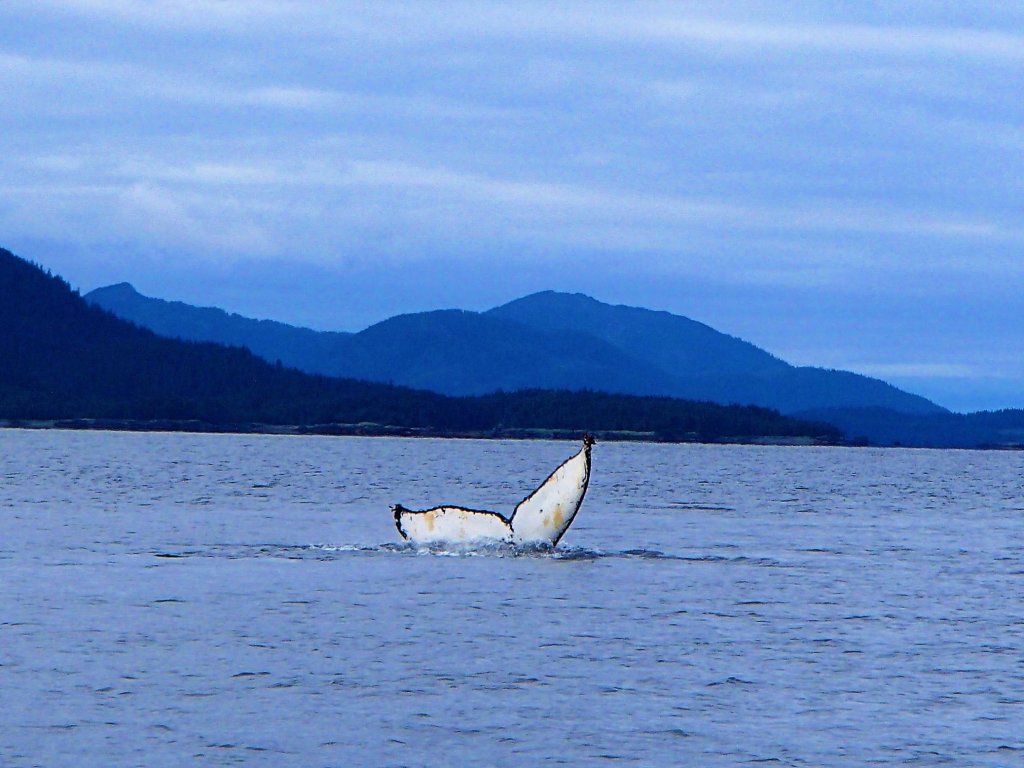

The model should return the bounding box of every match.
[552,506,565,529]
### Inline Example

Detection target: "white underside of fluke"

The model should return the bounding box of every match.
[393,436,593,547]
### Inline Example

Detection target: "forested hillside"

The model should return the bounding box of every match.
[2,248,837,443]
[86,284,943,415]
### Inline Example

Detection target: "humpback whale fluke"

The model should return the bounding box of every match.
[392,435,594,547]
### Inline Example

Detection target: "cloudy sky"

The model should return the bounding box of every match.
[2,1,1022,411]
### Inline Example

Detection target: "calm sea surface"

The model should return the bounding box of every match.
[1,429,1023,767]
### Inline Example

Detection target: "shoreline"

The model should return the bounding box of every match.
[4,419,1020,450]
[0,418,838,447]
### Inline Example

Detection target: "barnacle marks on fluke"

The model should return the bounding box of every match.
[392,434,594,547]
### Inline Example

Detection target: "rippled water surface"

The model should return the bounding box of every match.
[2,429,1023,766]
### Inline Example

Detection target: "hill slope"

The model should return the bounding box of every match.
[2,247,836,442]
[86,284,684,396]
[489,291,943,415]
[88,284,943,416]
[489,290,787,376]
[340,309,684,395]
[85,282,353,374]
[0,252,450,426]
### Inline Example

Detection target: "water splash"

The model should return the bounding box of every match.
[151,542,784,564]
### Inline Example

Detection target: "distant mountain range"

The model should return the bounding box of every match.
[84,282,1024,448]
[87,283,942,417]
[2,245,1017,448]
[0,247,838,443]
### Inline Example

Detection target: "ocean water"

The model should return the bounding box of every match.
[1,429,1023,767]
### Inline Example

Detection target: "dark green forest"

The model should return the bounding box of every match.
[796,406,1024,449]
[0,247,838,443]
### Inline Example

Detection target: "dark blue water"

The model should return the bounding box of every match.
[2,430,1023,766]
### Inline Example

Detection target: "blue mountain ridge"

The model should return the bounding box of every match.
[86,283,944,418]
[0,245,840,442]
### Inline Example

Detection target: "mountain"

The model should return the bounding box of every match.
[490,290,787,376]
[87,284,944,417]
[0,247,837,442]
[489,291,944,415]
[339,309,684,395]
[0,251,448,426]
[83,282,354,374]
[85,284,685,396]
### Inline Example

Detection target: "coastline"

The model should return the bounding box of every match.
[0,418,838,447]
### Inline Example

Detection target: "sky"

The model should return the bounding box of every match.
[1,1,1022,412]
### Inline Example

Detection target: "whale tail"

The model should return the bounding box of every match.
[391,435,594,547]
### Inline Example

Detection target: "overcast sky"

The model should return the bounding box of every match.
[2,1,1022,411]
